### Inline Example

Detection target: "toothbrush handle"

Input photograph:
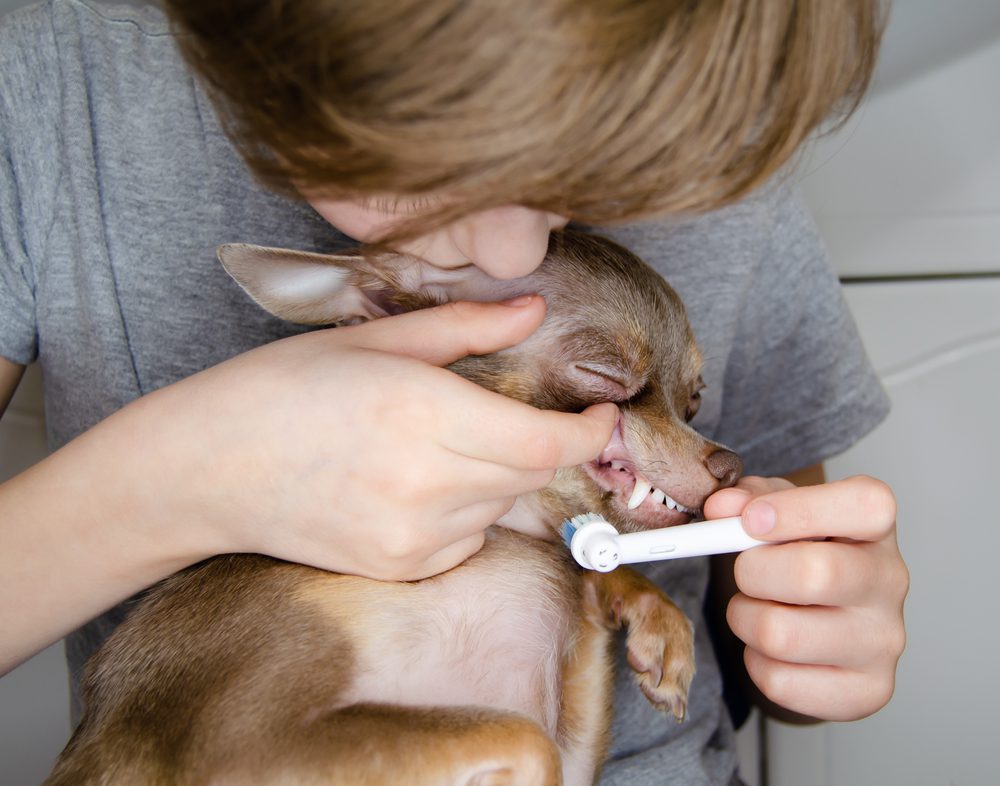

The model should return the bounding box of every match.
[614,517,767,563]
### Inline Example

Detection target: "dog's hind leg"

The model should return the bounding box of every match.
[211,703,562,786]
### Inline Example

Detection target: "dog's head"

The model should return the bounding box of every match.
[218,230,741,538]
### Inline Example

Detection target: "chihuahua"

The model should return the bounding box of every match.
[46,230,741,786]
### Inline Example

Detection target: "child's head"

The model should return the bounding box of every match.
[163,0,882,261]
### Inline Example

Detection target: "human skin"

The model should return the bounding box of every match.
[707,471,908,722]
[0,199,907,724]
[0,202,607,675]
[307,198,571,279]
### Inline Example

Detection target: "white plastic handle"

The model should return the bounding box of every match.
[570,516,768,571]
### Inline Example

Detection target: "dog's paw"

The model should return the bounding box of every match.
[622,594,695,723]
[586,568,696,722]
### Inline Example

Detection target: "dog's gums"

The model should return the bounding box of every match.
[584,419,701,529]
[584,459,698,527]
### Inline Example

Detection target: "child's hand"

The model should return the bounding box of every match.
[704,475,909,721]
[142,295,618,581]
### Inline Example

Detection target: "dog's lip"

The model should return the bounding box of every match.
[624,472,697,514]
[584,460,698,525]
[595,418,628,466]
[585,419,700,526]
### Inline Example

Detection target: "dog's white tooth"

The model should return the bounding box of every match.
[610,460,625,472]
[651,489,666,505]
[666,497,678,510]
[627,478,653,509]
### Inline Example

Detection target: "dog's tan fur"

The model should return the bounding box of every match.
[46,231,741,786]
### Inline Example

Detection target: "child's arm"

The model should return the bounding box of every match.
[707,471,908,722]
[0,300,617,675]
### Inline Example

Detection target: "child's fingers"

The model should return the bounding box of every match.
[741,475,897,543]
[742,648,895,722]
[407,498,521,579]
[414,454,554,510]
[735,540,885,608]
[702,476,790,520]
[336,297,548,367]
[407,531,490,580]
[331,298,619,472]
[440,392,619,471]
[727,593,883,669]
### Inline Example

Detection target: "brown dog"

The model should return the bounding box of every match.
[46,231,741,786]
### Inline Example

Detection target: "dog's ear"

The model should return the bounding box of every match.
[217,243,406,326]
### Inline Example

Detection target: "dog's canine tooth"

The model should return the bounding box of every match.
[627,477,653,509]
[628,480,696,515]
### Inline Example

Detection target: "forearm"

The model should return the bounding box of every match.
[0,394,217,674]
[0,304,620,674]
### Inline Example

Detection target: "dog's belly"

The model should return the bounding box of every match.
[316,529,581,738]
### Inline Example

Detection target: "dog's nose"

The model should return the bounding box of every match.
[705,449,742,488]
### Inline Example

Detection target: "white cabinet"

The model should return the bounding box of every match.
[768,3,1000,783]
[767,279,1000,786]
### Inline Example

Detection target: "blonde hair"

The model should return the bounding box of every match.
[164,0,884,235]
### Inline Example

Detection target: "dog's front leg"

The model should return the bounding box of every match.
[584,568,695,722]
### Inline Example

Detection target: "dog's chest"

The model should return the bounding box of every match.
[338,530,580,736]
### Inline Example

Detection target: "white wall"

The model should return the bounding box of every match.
[768,2,1000,784]
[800,2,1000,277]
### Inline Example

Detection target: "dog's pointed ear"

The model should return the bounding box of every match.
[217,243,403,326]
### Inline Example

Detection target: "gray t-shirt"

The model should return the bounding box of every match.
[0,2,889,784]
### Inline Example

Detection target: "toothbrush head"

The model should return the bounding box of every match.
[561,513,622,572]
[560,512,606,546]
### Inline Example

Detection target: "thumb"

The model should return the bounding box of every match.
[338,295,547,367]
[702,475,788,522]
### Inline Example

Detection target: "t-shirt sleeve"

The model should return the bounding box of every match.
[0,3,60,365]
[715,184,890,476]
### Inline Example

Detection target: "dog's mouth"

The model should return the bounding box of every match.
[583,421,700,529]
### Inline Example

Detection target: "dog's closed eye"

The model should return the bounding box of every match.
[572,362,645,402]
[574,363,629,400]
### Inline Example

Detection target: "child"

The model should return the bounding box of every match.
[0,1,907,782]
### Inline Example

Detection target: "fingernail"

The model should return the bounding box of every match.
[499,294,536,307]
[745,501,777,537]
